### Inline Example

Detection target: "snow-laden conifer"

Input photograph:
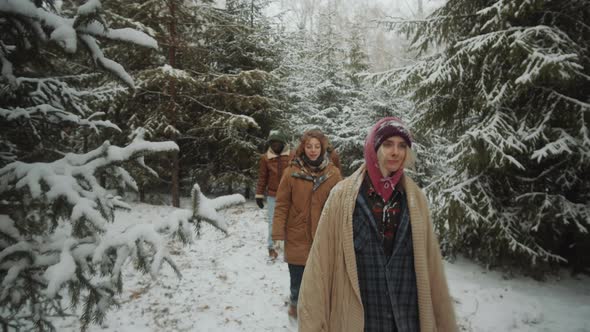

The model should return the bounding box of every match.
[377,0,590,274]
[277,7,415,174]
[106,0,281,198]
[0,1,186,330]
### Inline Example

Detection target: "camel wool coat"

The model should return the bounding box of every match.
[298,165,457,332]
[272,161,342,266]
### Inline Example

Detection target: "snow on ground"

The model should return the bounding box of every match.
[56,200,590,332]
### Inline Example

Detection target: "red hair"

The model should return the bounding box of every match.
[295,129,329,158]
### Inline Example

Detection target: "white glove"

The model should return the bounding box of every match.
[274,240,284,251]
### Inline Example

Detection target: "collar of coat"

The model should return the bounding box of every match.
[266,146,290,159]
[291,171,333,192]
[290,158,334,192]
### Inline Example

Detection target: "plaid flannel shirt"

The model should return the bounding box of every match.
[353,184,420,332]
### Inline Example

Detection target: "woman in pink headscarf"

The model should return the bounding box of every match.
[297,117,457,332]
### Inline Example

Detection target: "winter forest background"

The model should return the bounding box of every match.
[1,0,589,331]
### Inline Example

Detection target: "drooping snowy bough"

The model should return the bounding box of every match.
[0,0,188,331]
[155,184,246,243]
[0,132,179,331]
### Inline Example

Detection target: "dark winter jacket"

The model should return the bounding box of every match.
[255,147,292,198]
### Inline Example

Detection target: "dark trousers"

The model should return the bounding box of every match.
[288,264,305,306]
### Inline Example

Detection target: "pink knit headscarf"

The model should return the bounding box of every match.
[364,117,412,202]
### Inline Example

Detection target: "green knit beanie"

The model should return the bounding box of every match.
[267,130,288,144]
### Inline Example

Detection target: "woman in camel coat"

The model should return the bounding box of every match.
[272,129,342,320]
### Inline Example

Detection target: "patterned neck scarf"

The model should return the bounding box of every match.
[291,156,332,191]
[362,175,403,257]
[301,153,325,170]
[297,154,328,174]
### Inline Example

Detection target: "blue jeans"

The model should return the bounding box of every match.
[288,264,305,306]
[267,196,276,249]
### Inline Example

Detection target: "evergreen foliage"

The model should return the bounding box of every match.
[277,7,414,175]
[0,1,182,330]
[380,0,590,274]
[106,0,283,198]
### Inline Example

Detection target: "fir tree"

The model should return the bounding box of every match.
[380,0,590,274]
[277,7,414,175]
[106,0,282,198]
[344,20,370,88]
[193,0,283,195]
[0,1,181,330]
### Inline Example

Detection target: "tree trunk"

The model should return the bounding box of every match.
[139,183,146,203]
[250,0,254,28]
[417,0,424,18]
[168,0,180,207]
[171,151,180,207]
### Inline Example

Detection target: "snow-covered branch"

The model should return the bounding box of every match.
[463,111,526,169]
[79,34,135,88]
[0,104,119,132]
[153,183,245,244]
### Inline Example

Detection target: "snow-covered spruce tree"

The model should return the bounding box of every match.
[0,1,181,330]
[334,19,417,174]
[104,0,281,198]
[277,7,415,175]
[190,0,283,196]
[103,0,207,207]
[379,0,590,274]
[277,7,363,172]
[344,20,370,89]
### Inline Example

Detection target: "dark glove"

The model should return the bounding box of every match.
[256,198,264,209]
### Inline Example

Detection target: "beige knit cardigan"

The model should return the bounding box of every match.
[298,165,458,332]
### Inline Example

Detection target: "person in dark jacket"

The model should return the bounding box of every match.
[255,130,292,259]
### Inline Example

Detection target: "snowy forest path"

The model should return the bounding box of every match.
[55,200,590,331]
[57,201,294,331]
